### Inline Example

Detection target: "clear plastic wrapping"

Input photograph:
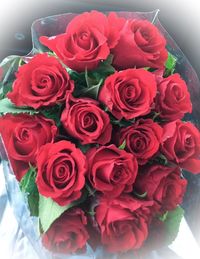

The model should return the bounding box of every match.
[0,10,200,259]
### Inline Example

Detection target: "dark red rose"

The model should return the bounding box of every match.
[42,208,89,253]
[61,96,112,145]
[112,19,168,70]
[155,73,192,121]
[7,53,74,109]
[36,140,87,206]
[118,119,163,165]
[40,11,125,72]
[134,165,187,211]
[99,68,157,120]
[0,113,57,181]
[86,144,138,197]
[94,195,154,253]
[161,120,200,174]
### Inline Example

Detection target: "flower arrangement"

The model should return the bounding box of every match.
[0,10,200,258]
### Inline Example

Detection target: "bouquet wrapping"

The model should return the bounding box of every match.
[0,9,200,259]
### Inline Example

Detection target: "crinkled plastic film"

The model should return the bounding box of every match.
[0,10,200,259]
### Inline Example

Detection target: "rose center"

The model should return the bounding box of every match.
[81,112,97,132]
[172,84,183,101]
[19,128,30,141]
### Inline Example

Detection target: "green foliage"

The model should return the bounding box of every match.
[85,183,96,197]
[153,154,169,166]
[110,115,135,127]
[68,55,115,99]
[40,104,63,127]
[134,191,147,199]
[20,166,39,216]
[160,206,184,245]
[118,140,126,150]
[164,52,177,77]
[0,98,39,116]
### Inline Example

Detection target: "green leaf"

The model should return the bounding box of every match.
[77,77,104,99]
[164,52,177,77]
[118,140,126,150]
[160,206,184,245]
[134,191,147,199]
[20,166,39,216]
[152,153,169,166]
[70,55,115,100]
[39,191,88,232]
[41,104,63,127]
[39,195,72,233]
[85,183,96,197]
[0,98,39,116]
[110,115,135,127]
[79,144,92,154]
[158,211,169,222]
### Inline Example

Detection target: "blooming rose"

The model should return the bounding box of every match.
[40,11,125,72]
[134,165,187,211]
[36,140,87,206]
[94,195,154,253]
[0,113,57,181]
[86,144,138,197]
[161,120,200,174]
[118,119,163,164]
[61,96,112,145]
[42,208,89,253]
[155,73,192,121]
[112,19,168,70]
[99,68,157,120]
[7,53,74,109]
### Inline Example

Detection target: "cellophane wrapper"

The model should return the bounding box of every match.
[0,10,200,259]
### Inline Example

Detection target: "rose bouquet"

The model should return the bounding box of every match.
[0,9,200,259]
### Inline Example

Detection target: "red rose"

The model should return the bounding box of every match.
[86,144,138,197]
[94,195,154,253]
[161,120,200,173]
[7,53,74,109]
[118,119,163,165]
[0,114,57,181]
[61,96,112,145]
[40,11,125,72]
[36,140,87,206]
[155,73,192,121]
[99,69,157,120]
[135,165,187,211]
[112,19,168,70]
[42,208,89,253]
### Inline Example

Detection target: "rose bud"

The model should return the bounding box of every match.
[99,68,157,120]
[86,144,138,197]
[118,119,163,165]
[36,140,87,206]
[112,19,168,70]
[155,73,192,121]
[0,113,57,180]
[7,53,74,109]
[161,120,200,174]
[42,208,89,253]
